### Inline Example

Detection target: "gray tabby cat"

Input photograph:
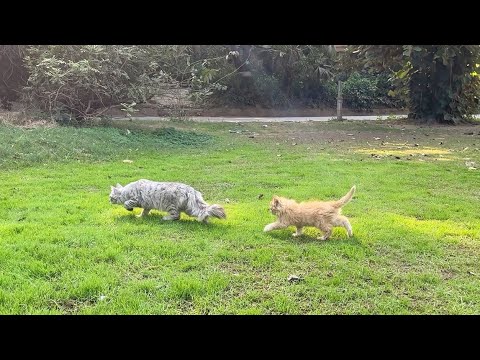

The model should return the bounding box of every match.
[109,179,226,223]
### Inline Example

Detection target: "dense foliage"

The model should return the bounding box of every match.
[350,45,480,123]
[0,45,28,110]
[1,45,478,124]
[22,45,172,123]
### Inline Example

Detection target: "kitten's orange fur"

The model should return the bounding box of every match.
[263,186,356,240]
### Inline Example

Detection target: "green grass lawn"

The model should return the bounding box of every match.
[0,119,479,314]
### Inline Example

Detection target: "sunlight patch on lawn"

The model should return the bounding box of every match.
[356,145,451,157]
[386,213,479,246]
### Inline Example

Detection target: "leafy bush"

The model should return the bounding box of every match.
[252,73,289,107]
[22,45,170,123]
[291,79,337,107]
[342,72,378,111]
[353,45,480,123]
[197,45,336,108]
[341,72,406,111]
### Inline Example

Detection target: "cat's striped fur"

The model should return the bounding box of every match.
[109,179,226,223]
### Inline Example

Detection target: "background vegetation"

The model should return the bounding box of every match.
[4,45,478,125]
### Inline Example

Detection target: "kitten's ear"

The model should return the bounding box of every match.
[272,196,280,206]
[110,186,115,191]
[116,183,122,188]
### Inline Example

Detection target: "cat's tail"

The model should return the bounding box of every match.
[206,204,227,219]
[334,185,356,208]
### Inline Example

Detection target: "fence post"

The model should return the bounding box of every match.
[337,80,343,121]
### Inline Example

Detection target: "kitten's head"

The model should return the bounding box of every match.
[269,196,284,215]
[109,183,123,204]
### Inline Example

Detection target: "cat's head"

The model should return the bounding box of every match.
[269,196,284,215]
[109,183,123,204]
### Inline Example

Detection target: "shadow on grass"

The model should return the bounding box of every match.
[266,231,362,245]
[266,230,362,246]
[114,213,231,229]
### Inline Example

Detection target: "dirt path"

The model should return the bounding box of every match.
[112,115,409,122]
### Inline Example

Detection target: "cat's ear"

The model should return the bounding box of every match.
[272,196,280,206]
[116,183,122,188]
[110,186,115,191]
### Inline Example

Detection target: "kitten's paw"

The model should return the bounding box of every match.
[317,235,327,241]
[263,225,271,232]
[162,216,179,221]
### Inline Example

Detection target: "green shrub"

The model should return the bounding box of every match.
[22,45,169,123]
[342,72,378,111]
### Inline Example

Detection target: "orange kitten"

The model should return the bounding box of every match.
[264,186,356,240]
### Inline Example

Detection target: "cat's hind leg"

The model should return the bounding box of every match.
[162,207,180,221]
[333,215,353,237]
[317,224,332,241]
[197,214,209,223]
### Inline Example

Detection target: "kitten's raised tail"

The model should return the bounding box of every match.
[206,204,227,219]
[334,185,356,208]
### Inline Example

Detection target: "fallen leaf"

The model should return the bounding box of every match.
[288,275,302,282]
[257,194,264,200]
[123,159,133,163]
[468,271,477,276]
